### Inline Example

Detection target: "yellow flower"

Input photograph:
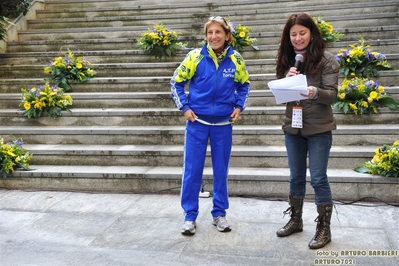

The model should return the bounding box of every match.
[349,103,358,115]
[87,69,96,76]
[369,91,378,99]
[339,93,346,100]
[53,57,64,68]
[239,31,246,38]
[76,62,83,69]
[5,161,15,173]
[7,150,16,157]
[361,101,368,108]
[33,102,43,110]
[358,83,366,92]
[378,86,385,93]
[327,24,333,33]
[380,154,388,161]
[368,97,373,103]
[349,103,357,109]
[23,102,31,110]
[163,39,171,46]
[44,66,53,74]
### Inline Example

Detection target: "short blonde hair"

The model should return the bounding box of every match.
[204,16,232,43]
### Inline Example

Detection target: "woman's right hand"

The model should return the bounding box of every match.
[286,67,300,77]
[184,109,198,122]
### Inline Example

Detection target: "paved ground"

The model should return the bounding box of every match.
[0,189,398,266]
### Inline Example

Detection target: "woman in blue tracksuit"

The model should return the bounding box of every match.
[170,16,250,235]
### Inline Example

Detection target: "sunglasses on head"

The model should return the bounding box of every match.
[209,16,228,25]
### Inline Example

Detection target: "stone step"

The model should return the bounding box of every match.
[0,60,273,78]
[26,11,398,36]
[1,107,399,126]
[1,76,285,93]
[3,165,398,202]
[5,36,399,59]
[0,124,397,147]
[25,17,398,37]
[1,70,399,94]
[13,144,375,169]
[3,37,399,63]
[14,20,399,47]
[1,53,399,79]
[37,0,398,21]
[1,0,398,202]
[16,0,397,50]
[2,87,399,108]
[41,0,390,10]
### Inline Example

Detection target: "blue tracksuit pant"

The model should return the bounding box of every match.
[181,121,232,221]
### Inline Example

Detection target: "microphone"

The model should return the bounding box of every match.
[294,54,303,69]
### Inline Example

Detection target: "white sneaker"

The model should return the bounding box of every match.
[181,220,196,235]
[212,216,232,232]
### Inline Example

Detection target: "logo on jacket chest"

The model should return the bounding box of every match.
[222,68,236,78]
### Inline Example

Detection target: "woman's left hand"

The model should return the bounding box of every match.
[301,86,317,99]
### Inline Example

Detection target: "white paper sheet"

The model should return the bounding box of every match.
[267,74,309,104]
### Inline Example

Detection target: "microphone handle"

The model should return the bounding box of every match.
[294,60,301,69]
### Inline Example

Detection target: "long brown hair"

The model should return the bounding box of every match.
[275,13,325,79]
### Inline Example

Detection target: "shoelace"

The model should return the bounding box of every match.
[282,207,292,218]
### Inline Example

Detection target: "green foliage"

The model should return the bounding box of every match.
[0,0,30,44]
[0,16,13,44]
[1,0,31,17]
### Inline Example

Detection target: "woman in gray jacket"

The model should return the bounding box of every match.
[274,13,339,249]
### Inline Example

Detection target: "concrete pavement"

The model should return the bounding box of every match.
[0,189,398,266]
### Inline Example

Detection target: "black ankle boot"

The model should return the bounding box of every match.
[276,195,303,237]
[308,203,333,249]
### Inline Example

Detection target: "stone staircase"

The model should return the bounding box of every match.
[0,0,398,202]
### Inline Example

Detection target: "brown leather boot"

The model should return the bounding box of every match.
[276,195,303,237]
[308,203,333,249]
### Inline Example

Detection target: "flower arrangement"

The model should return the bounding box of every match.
[355,140,399,178]
[1,137,32,178]
[44,49,96,92]
[137,23,187,61]
[20,82,73,119]
[230,21,259,53]
[335,38,394,78]
[313,15,344,43]
[333,77,399,115]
